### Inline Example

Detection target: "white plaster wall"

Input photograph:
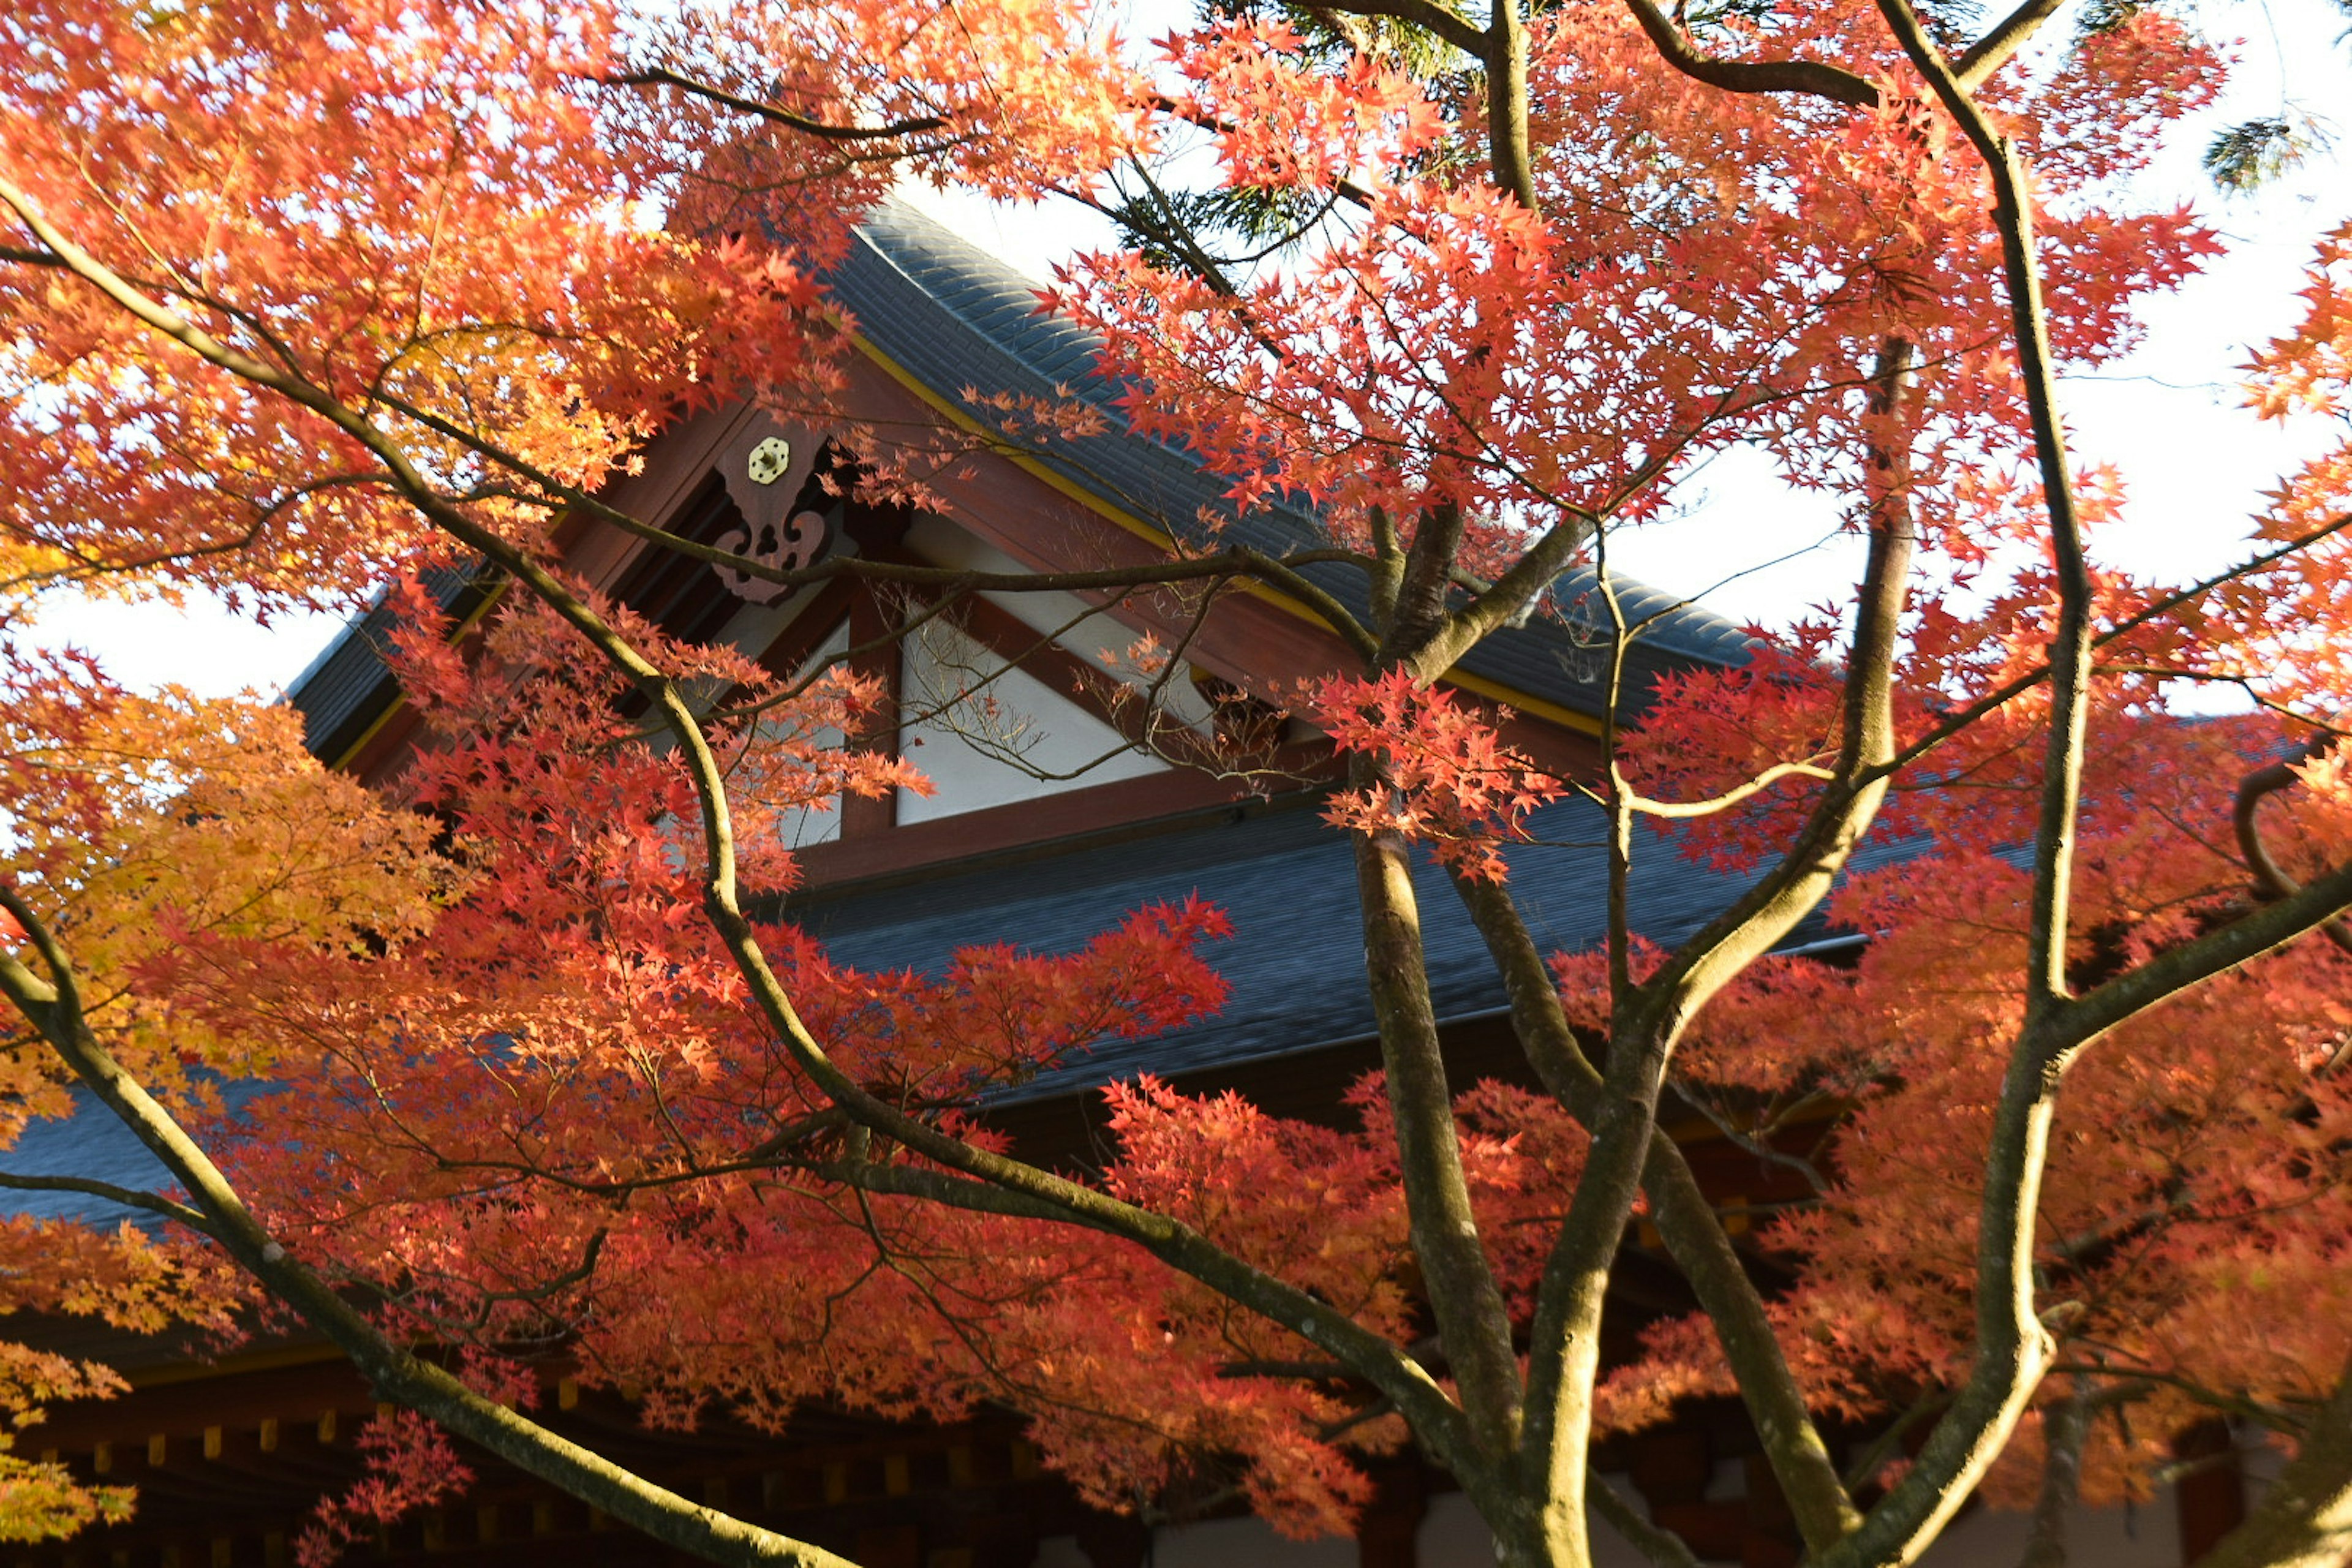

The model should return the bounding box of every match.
[902,516,1213,731]
[770,619,849,848]
[1155,1516,1358,1568]
[1922,1497,2180,1568]
[897,619,1167,824]
[1419,1483,1690,1568]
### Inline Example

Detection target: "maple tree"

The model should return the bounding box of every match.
[5,0,2352,1562]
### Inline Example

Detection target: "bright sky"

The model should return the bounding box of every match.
[21,0,2349,694]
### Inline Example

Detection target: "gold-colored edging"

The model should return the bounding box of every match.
[330,332,1605,777]
[323,579,511,772]
[848,334,1605,738]
[124,1338,350,1389]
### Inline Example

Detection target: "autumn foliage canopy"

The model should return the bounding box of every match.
[6,0,2352,1562]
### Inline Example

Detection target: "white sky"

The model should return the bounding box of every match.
[20,0,2349,695]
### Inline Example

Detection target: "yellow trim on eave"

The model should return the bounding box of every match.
[851,331,1177,551]
[323,579,511,772]
[1446,669,1605,740]
[850,331,1604,739]
[124,1338,348,1389]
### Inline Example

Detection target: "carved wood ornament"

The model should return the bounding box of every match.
[714,419,834,605]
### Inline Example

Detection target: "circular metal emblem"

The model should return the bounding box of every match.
[745,437,793,486]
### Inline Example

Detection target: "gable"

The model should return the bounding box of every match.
[288,205,1763,892]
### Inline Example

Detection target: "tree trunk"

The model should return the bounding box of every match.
[2198,1359,2352,1568]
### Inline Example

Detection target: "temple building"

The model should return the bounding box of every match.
[1,205,2248,1568]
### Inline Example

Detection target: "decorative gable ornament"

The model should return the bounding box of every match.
[714,421,833,605]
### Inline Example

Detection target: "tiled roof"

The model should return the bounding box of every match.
[835,202,1755,715]
[13,206,1788,1232]
[794,791,1853,1102]
[13,794,1894,1226]
[287,560,493,764]
[290,202,1751,747]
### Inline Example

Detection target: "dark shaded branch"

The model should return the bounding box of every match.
[1818,9,2153,1561]
[1348,806,1523,1469]
[1623,0,1882,107]
[1512,470,1901,1530]
[0,894,855,1568]
[431,500,1481,1484]
[1591,1473,1706,1568]
[1841,1389,1953,1491]
[2018,1379,2094,1568]
[2,178,1485,1494]
[0,1169,216,1234]
[1308,0,1488,56]
[2233,738,2352,956]
[605,67,947,142]
[1418,508,1598,674]
[1877,0,2088,1021]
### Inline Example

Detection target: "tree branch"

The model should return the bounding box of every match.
[0,895,854,1568]
[1812,12,2095,1558]
[2,172,1488,1501]
[1487,0,1539,213]
[1590,1472,1705,1568]
[416,503,1481,1477]
[2234,739,2352,956]
[1450,869,1862,1551]
[2041,858,2352,1058]
[1624,761,1838,820]
[2018,1378,2094,1568]
[0,1169,216,1234]
[1633,337,1917,1039]
[1348,807,1525,1470]
[1415,508,1599,676]
[1952,0,2067,91]
[1306,0,1488,57]
[2196,1352,2352,1568]
[1621,0,1882,107]
[605,67,948,142]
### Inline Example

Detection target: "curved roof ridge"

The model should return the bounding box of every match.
[843,198,1757,677]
